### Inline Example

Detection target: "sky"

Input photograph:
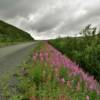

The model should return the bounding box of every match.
[0,0,100,40]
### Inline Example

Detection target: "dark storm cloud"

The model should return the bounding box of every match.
[0,0,100,40]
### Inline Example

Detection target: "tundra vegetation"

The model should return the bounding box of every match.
[0,25,100,100]
[49,25,100,81]
[4,42,99,100]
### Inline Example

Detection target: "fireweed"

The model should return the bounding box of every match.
[33,42,100,94]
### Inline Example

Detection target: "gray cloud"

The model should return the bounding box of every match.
[0,0,100,40]
[29,11,64,32]
[0,0,52,18]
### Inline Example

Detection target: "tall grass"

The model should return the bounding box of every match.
[9,42,100,100]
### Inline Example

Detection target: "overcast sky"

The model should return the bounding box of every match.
[0,0,100,40]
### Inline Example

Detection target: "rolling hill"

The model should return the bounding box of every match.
[0,20,33,43]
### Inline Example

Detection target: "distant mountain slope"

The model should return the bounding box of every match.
[0,20,33,42]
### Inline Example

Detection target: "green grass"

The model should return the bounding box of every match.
[48,25,100,80]
[5,42,99,100]
[49,34,100,80]
[0,42,25,48]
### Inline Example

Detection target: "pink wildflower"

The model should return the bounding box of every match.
[60,78,65,84]
[86,95,90,100]
[67,80,71,88]
[33,43,99,93]
[33,52,38,62]
[77,81,80,91]
[30,96,36,100]
[39,52,44,61]
[54,68,59,77]
[45,52,49,58]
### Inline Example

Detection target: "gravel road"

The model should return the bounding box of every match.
[0,42,35,76]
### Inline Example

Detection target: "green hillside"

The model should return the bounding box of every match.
[49,25,100,80]
[0,20,33,43]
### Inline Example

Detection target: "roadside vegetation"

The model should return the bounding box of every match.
[3,42,99,100]
[49,25,100,81]
[0,20,33,47]
[0,25,100,99]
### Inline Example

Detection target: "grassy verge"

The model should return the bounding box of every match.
[0,42,19,48]
[3,42,99,100]
[0,41,34,48]
[49,35,100,81]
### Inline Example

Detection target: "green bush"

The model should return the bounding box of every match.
[49,25,100,80]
